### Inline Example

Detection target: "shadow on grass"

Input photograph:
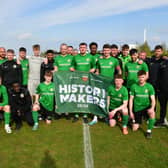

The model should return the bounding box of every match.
[40,150,57,168]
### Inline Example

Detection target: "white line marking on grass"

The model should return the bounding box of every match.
[83,123,94,168]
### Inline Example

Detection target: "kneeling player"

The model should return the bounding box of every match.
[8,83,33,130]
[32,71,54,130]
[0,77,12,133]
[108,74,129,135]
[129,70,156,139]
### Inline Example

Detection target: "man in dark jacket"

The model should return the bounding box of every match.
[0,49,22,89]
[156,59,168,127]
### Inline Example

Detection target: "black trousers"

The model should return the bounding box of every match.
[11,108,34,126]
[158,91,168,123]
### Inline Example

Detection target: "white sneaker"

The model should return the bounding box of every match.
[5,125,12,134]
[164,118,168,126]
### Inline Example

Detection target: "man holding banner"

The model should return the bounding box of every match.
[70,42,96,123]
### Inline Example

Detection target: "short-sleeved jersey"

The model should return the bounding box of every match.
[125,61,148,88]
[36,82,55,111]
[28,56,44,80]
[72,53,96,72]
[54,54,73,71]
[130,83,155,112]
[108,85,128,110]
[118,54,131,79]
[97,56,119,79]
[20,59,29,85]
[0,85,8,106]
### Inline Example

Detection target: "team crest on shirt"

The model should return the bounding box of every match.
[145,89,148,93]
[13,65,17,68]
[20,93,24,98]
[50,88,54,91]
[118,94,122,97]
[86,58,90,61]
[109,62,113,65]
[67,59,71,62]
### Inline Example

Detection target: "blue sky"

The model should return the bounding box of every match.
[0,0,168,54]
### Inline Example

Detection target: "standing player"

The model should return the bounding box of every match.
[125,49,149,89]
[70,42,96,73]
[89,44,121,126]
[18,47,29,88]
[89,42,100,62]
[108,74,129,135]
[156,59,168,127]
[118,44,131,79]
[54,44,73,72]
[28,44,44,96]
[129,70,156,139]
[0,49,22,89]
[0,47,7,65]
[0,76,12,133]
[32,71,54,130]
[54,43,73,119]
[40,49,55,82]
[70,42,96,123]
[111,44,119,58]
[96,44,121,79]
[67,46,74,55]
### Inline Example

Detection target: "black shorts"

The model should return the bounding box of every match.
[133,107,150,124]
[39,104,53,120]
[109,109,122,120]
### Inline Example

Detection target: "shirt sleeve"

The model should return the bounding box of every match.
[123,87,128,101]
[142,62,149,72]
[149,84,155,96]
[36,84,40,94]
[129,84,135,96]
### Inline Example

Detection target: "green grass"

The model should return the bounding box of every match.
[90,121,168,168]
[0,119,84,168]
[0,113,167,168]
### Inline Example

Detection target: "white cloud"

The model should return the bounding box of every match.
[24,0,168,28]
[17,33,32,40]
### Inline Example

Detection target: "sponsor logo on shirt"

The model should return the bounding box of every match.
[109,62,113,65]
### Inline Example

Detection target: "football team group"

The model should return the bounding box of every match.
[0,42,167,139]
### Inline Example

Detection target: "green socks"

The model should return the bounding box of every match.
[32,111,38,124]
[4,112,10,125]
[147,118,156,130]
[122,115,129,127]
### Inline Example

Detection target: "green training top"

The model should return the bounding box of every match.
[20,59,29,85]
[130,82,155,112]
[54,54,73,71]
[125,61,148,88]
[108,85,128,110]
[72,53,96,72]
[118,54,131,79]
[0,59,7,65]
[97,56,119,79]
[36,82,55,111]
[0,85,8,106]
